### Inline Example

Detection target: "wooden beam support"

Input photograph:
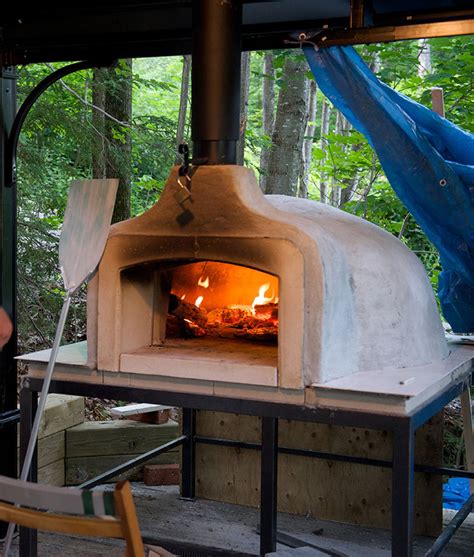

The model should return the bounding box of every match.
[350,0,364,29]
[316,18,474,47]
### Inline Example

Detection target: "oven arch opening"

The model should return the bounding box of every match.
[118,260,279,387]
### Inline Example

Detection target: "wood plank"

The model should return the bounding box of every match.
[66,419,179,457]
[18,430,65,469]
[0,501,122,538]
[110,403,172,417]
[65,451,180,486]
[39,431,65,469]
[38,459,65,487]
[39,395,85,439]
[312,345,473,400]
[195,411,443,537]
[17,341,88,366]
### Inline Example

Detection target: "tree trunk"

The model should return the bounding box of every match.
[175,55,191,164]
[265,56,309,196]
[330,110,347,207]
[340,141,361,206]
[91,68,107,179]
[331,110,360,207]
[418,39,432,77]
[298,79,317,198]
[259,53,275,191]
[319,99,332,203]
[104,59,133,223]
[236,52,251,166]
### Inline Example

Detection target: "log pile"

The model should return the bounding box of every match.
[166,295,278,343]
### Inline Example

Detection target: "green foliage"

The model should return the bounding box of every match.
[305,37,473,300]
[16,58,182,349]
[16,37,472,351]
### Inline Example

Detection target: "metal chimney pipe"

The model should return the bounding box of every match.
[192,0,242,165]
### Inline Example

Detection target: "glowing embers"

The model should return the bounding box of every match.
[166,262,278,343]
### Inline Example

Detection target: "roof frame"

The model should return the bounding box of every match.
[0,1,473,65]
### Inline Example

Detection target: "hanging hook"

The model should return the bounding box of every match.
[284,30,328,50]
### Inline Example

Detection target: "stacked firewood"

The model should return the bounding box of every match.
[166,294,278,343]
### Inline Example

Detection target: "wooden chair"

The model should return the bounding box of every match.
[0,475,146,556]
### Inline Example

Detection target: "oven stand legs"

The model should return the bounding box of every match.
[392,420,415,557]
[19,385,38,557]
[260,416,278,556]
[181,408,197,500]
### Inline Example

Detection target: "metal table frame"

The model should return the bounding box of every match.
[19,369,473,557]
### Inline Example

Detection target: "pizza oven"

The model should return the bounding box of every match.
[86,165,448,391]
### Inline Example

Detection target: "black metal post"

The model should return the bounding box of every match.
[260,416,278,556]
[19,385,38,557]
[192,0,242,164]
[0,67,18,540]
[391,420,415,557]
[181,408,197,499]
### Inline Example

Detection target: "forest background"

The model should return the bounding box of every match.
[15,36,473,354]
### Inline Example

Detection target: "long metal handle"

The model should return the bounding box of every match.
[2,294,71,556]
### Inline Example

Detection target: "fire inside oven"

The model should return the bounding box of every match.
[116,260,280,386]
[165,261,278,345]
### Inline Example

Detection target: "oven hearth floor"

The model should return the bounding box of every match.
[4,484,473,556]
[120,337,278,387]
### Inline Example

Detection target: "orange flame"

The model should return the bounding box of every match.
[252,283,274,314]
[198,276,209,288]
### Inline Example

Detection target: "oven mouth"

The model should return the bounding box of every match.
[117,259,279,387]
[163,260,278,345]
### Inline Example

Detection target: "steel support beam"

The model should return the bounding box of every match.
[19,386,38,557]
[0,67,17,540]
[181,407,197,499]
[21,372,474,556]
[391,420,415,557]
[260,416,278,556]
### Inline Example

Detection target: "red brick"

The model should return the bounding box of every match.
[128,409,171,424]
[144,464,180,486]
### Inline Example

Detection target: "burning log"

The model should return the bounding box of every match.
[168,294,208,327]
[254,303,278,321]
[207,307,250,325]
[166,294,278,343]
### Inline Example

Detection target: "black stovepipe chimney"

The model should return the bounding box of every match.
[192,0,242,165]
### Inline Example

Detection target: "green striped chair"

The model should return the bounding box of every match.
[0,475,152,556]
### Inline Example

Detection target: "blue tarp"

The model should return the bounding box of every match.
[304,45,474,333]
[443,477,470,510]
